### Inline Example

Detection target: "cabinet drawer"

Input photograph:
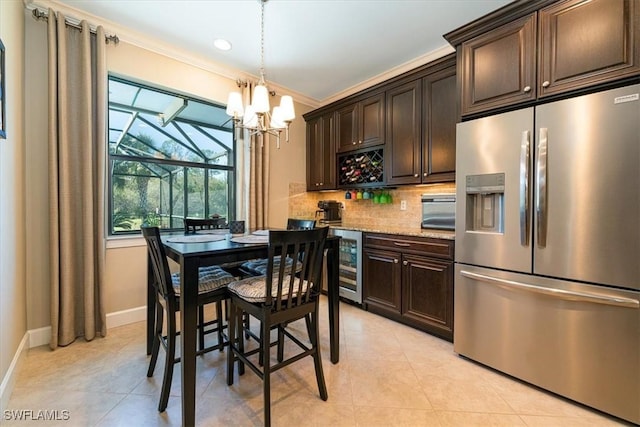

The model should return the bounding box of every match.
[364,233,454,260]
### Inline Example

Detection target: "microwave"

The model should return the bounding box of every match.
[421,194,455,230]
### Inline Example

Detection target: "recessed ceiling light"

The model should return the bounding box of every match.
[214,38,232,51]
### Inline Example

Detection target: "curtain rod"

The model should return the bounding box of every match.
[31,8,119,45]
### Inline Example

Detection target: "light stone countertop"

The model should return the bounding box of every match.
[329,222,455,240]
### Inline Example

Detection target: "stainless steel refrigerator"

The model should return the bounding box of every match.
[454,84,640,424]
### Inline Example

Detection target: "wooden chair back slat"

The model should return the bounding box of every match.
[141,226,175,299]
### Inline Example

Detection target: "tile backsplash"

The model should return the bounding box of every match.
[288,182,455,229]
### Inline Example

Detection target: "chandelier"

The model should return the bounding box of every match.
[225,0,295,148]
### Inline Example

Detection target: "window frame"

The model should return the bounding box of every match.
[107,75,236,236]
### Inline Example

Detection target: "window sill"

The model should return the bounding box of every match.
[106,235,146,249]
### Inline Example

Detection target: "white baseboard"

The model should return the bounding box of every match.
[28,326,52,349]
[105,306,146,329]
[26,305,146,350]
[0,333,28,414]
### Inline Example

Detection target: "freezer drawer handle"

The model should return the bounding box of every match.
[536,128,548,248]
[519,130,530,246]
[460,270,639,308]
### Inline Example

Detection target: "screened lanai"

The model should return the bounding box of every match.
[107,76,235,234]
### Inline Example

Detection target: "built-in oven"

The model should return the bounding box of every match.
[324,228,362,304]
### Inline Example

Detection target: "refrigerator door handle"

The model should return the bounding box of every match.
[519,130,530,246]
[460,270,640,308]
[536,128,548,247]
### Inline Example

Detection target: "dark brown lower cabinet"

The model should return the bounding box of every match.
[363,233,454,341]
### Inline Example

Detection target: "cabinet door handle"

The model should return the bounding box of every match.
[423,172,427,177]
[523,85,531,93]
[352,141,357,145]
[402,260,408,266]
[414,174,419,178]
[358,140,362,144]
[542,81,550,88]
[319,182,323,186]
[393,242,411,247]
[393,259,399,263]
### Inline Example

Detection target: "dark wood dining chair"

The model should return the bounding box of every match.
[286,218,316,230]
[238,218,316,276]
[184,217,226,233]
[226,227,329,427]
[237,218,317,357]
[142,226,235,412]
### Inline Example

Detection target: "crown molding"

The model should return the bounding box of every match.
[24,0,457,110]
[318,44,455,106]
[23,0,321,109]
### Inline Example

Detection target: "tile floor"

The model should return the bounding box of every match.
[5,298,632,426]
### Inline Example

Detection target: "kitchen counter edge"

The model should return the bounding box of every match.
[328,224,455,240]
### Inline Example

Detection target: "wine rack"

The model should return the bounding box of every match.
[338,148,384,187]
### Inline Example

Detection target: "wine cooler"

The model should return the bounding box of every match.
[325,229,363,304]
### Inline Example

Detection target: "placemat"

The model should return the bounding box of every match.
[166,234,227,243]
[230,234,269,244]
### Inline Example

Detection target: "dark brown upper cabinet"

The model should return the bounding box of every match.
[386,57,457,185]
[306,112,336,191]
[385,80,422,185]
[459,13,537,116]
[305,54,457,189]
[447,0,640,117]
[336,93,385,153]
[422,65,457,183]
[538,0,640,97]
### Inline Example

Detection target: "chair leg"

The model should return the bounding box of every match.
[244,312,251,339]
[198,305,205,352]
[159,309,177,412]
[304,316,312,338]
[238,307,245,376]
[277,324,285,363]
[147,300,163,377]
[262,315,272,427]
[259,327,264,366]
[216,301,224,351]
[309,310,328,401]
[227,301,236,386]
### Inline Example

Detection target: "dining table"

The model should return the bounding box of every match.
[145,229,342,426]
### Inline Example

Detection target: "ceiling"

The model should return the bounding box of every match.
[50,0,512,106]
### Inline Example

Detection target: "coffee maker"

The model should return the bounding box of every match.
[316,200,342,224]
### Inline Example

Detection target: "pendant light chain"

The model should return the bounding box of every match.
[225,0,295,147]
[259,0,266,85]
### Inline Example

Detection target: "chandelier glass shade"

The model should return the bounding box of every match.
[225,0,295,148]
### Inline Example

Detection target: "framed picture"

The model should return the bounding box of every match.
[0,38,5,139]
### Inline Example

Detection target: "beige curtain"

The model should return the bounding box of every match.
[242,82,270,230]
[47,10,107,349]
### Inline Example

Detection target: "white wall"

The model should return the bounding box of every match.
[0,0,27,411]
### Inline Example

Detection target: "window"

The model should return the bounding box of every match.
[108,76,235,235]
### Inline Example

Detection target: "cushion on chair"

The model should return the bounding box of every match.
[227,275,311,303]
[239,256,300,276]
[171,265,235,295]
